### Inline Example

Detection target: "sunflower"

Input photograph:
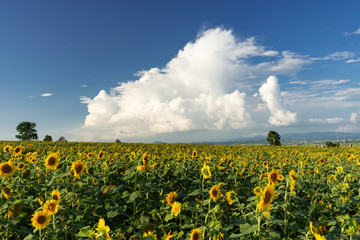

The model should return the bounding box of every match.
[103,185,116,194]
[268,170,283,185]
[137,165,146,171]
[8,202,23,218]
[31,210,51,230]
[93,177,98,185]
[309,222,317,235]
[17,162,26,170]
[0,161,16,177]
[164,230,174,240]
[96,218,112,240]
[86,152,94,158]
[201,163,211,179]
[44,200,59,215]
[226,190,235,205]
[209,185,221,202]
[3,145,12,153]
[13,146,23,156]
[142,153,149,166]
[189,228,202,240]
[166,192,178,206]
[71,161,86,179]
[44,153,60,170]
[143,231,158,240]
[22,169,31,179]
[289,170,296,180]
[258,184,275,211]
[51,189,61,203]
[3,186,13,199]
[253,186,262,195]
[98,151,105,159]
[290,180,296,191]
[171,202,181,217]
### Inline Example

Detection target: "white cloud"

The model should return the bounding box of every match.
[353,28,360,35]
[80,28,348,141]
[308,118,344,124]
[350,112,358,123]
[336,125,360,132]
[81,85,88,88]
[311,51,355,61]
[41,93,53,97]
[345,58,360,63]
[258,76,297,126]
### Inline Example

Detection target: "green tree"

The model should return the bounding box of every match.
[266,130,281,146]
[15,121,38,141]
[43,135,53,141]
[115,139,121,143]
[57,136,67,142]
[325,141,339,147]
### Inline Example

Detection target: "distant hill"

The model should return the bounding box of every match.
[190,132,360,145]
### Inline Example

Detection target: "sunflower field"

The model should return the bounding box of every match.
[0,141,360,240]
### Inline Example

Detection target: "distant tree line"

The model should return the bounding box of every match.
[15,121,67,142]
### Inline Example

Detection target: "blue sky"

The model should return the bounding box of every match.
[1,1,360,142]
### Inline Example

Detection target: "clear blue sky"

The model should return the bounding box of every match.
[1,0,360,142]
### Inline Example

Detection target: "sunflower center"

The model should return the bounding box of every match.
[48,204,55,211]
[75,164,83,173]
[52,195,59,201]
[1,164,12,174]
[193,232,200,240]
[37,215,46,224]
[270,173,277,182]
[48,157,56,166]
[169,196,176,204]
[14,148,21,153]
[263,190,272,204]
[211,189,218,197]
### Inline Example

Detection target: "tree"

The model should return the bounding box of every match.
[57,136,67,142]
[15,121,38,141]
[267,130,281,146]
[43,135,53,141]
[115,139,121,143]
[325,141,339,147]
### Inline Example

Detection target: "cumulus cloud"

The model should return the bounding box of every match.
[41,93,53,97]
[308,118,344,124]
[80,28,309,140]
[258,76,297,126]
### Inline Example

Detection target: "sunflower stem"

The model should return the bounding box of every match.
[204,197,211,224]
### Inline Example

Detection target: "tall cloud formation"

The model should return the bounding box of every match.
[81,28,303,140]
[259,76,297,126]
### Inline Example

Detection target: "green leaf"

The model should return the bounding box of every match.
[240,223,258,235]
[107,210,119,218]
[128,191,141,203]
[177,231,184,239]
[140,214,150,224]
[229,233,243,239]
[188,189,202,196]
[165,213,173,222]
[23,234,34,240]
[76,229,95,238]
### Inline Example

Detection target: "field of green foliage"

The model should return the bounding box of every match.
[1,141,359,239]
